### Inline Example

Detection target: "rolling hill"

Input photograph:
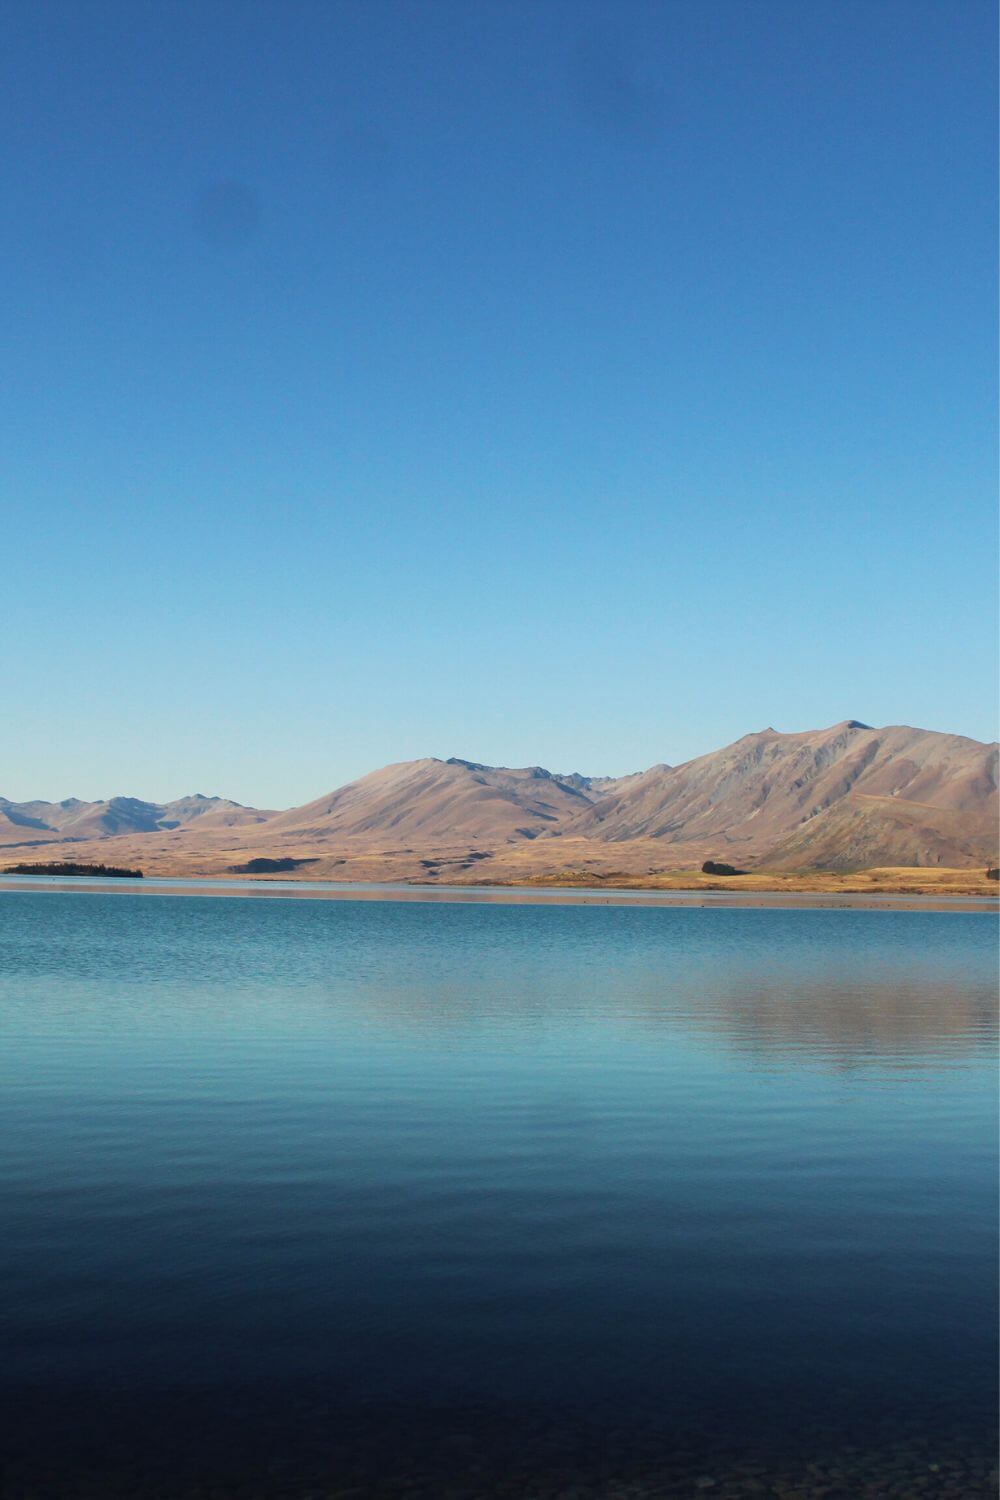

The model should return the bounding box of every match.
[261,758,618,844]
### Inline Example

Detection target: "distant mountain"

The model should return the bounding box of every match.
[3,722,996,872]
[157,795,276,831]
[0,793,269,844]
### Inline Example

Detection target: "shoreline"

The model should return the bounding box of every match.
[0,874,996,913]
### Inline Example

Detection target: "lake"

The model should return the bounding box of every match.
[0,891,996,1498]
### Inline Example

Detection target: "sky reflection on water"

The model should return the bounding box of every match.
[0,895,995,1496]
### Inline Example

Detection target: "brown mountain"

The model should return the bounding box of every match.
[762,794,997,872]
[262,758,611,844]
[1,722,995,877]
[569,721,997,867]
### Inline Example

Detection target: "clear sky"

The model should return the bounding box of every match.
[4,0,996,807]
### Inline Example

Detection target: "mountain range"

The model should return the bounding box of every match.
[2,721,996,882]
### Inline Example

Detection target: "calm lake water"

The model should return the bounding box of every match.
[0,893,996,1498]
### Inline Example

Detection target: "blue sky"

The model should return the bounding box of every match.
[4,0,996,806]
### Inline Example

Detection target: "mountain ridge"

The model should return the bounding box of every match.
[2,721,996,876]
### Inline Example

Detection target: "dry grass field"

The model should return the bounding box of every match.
[1,826,995,899]
[497,865,1000,897]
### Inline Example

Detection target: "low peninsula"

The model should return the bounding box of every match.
[3,861,143,879]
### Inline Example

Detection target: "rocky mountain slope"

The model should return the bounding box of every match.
[567,721,996,867]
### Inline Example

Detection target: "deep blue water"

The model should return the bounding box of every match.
[0,894,996,1497]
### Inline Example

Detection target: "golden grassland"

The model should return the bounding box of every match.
[494,866,1000,897]
[0,825,996,897]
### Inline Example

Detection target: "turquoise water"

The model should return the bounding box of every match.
[0,893,996,1497]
